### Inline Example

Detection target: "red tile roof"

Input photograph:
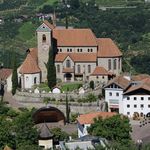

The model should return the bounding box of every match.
[91,67,109,76]
[19,52,41,74]
[43,20,55,29]
[105,76,130,90]
[53,29,97,46]
[97,38,122,57]
[55,53,97,62]
[77,112,117,125]
[0,68,12,80]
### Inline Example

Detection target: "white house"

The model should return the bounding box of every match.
[104,75,150,118]
[77,112,116,138]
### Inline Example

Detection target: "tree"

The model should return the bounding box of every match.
[47,47,56,89]
[11,53,18,95]
[88,115,132,145]
[14,109,39,146]
[90,80,94,90]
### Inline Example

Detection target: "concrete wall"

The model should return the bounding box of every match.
[105,86,123,113]
[97,57,122,75]
[89,75,108,84]
[22,73,40,89]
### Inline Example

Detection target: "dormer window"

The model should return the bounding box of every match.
[42,34,46,43]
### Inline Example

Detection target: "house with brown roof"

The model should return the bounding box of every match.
[77,112,116,138]
[7,20,122,90]
[104,75,150,118]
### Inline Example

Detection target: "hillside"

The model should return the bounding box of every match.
[0,0,150,74]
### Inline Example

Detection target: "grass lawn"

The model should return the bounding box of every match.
[61,82,82,92]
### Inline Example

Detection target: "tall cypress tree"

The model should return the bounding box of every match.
[11,53,18,95]
[47,47,56,89]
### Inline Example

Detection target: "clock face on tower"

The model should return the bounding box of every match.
[42,44,49,51]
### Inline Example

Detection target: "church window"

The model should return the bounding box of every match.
[60,49,62,52]
[80,49,82,52]
[88,65,91,73]
[34,77,37,84]
[108,59,111,70]
[77,65,81,73]
[91,49,93,52]
[42,34,46,43]
[114,59,117,70]
[77,49,80,52]
[66,60,71,68]
[57,65,60,73]
[118,58,120,69]
[67,49,69,52]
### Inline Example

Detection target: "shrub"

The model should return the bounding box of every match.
[70,113,79,123]
[86,93,97,102]
[90,81,94,90]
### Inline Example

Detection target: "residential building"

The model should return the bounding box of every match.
[105,74,150,118]
[77,112,116,138]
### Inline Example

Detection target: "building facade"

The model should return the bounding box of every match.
[105,75,150,118]
[6,20,123,90]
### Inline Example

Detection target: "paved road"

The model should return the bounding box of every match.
[3,92,24,109]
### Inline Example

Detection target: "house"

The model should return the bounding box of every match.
[59,135,108,150]
[104,75,150,118]
[77,112,116,138]
[5,20,122,91]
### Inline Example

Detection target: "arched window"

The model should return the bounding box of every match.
[108,59,111,70]
[88,65,91,73]
[118,58,120,69]
[77,65,81,73]
[42,34,46,43]
[66,60,71,68]
[57,64,60,73]
[34,77,37,84]
[114,59,117,70]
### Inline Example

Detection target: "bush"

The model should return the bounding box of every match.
[86,93,97,102]
[70,113,78,123]
[90,81,94,90]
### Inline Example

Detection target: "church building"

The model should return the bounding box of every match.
[7,20,122,90]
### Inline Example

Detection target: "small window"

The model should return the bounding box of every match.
[134,104,137,108]
[116,93,119,96]
[148,105,150,108]
[66,60,71,68]
[102,76,104,79]
[57,65,60,73]
[141,97,144,100]
[114,59,117,70]
[91,49,93,52]
[127,112,130,115]
[148,97,150,100]
[77,49,80,52]
[88,65,91,73]
[109,92,112,96]
[77,65,81,73]
[96,76,99,79]
[127,104,130,108]
[80,49,82,52]
[88,49,90,52]
[134,97,137,100]
[140,104,144,108]
[42,34,46,43]
[60,49,62,52]
[34,77,37,84]
[108,59,111,70]
[127,97,130,100]
[67,49,69,52]
[70,49,72,52]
